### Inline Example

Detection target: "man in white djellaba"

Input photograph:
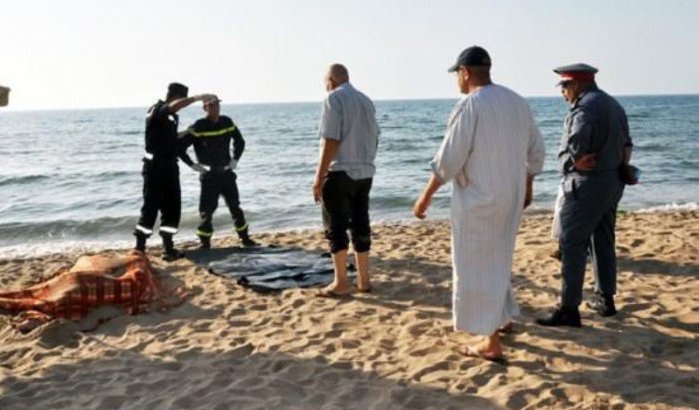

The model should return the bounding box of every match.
[413,46,545,362]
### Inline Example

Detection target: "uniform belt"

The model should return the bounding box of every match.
[202,164,231,172]
[143,152,177,162]
[565,168,618,176]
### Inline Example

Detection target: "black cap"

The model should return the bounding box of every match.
[448,46,491,72]
[167,82,189,98]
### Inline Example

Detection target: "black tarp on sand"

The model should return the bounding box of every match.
[187,246,355,292]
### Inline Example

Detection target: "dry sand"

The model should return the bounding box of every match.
[0,211,697,409]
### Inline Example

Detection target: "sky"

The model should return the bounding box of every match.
[1,0,699,110]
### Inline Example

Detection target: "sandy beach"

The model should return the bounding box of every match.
[0,211,697,409]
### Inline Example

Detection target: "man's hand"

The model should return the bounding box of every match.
[190,163,207,174]
[524,174,534,209]
[413,194,431,220]
[523,191,533,209]
[574,153,597,171]
[414,174,442,220]
[228,159,238,170]
[195,93,217,102]
[312,175,323,204]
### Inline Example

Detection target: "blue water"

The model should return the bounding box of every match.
[1,95,698,257]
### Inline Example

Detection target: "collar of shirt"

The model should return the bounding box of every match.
[571,83,599,109]
[333,82,353,93]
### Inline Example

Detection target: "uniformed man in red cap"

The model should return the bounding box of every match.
[537,64,634,327]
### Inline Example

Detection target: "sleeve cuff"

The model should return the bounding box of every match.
[429,160,446,184]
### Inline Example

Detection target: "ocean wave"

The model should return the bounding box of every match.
[537,119,562,127]
[633,202,699,213]
[0,217,136,241]
[91,170,135,179]
[627,112,653,119]
[634,142,671,151]
[0,211,211,241]
[0,239,133,260]
[0,174,50,187]
[116,130,141,136]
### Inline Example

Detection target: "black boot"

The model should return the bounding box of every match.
[134,232,148,252]
[536,305,582,327]
[161,233,184,261]
[237,226,258,247]
[199,235,211,250]
[586,292,616,317]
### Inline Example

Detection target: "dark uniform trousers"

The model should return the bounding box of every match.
[137,159,181,235]
[321,171,372,254]
[559,170,625,307]
[198,169,247,237]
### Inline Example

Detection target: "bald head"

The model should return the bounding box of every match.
[325,63,349,91]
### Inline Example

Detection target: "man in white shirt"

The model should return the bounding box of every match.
[414,46,545,362]
[313,64,380,297]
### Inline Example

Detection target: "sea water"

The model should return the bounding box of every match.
[1,95,697,257]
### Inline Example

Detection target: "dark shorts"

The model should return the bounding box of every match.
[321,171,372,254]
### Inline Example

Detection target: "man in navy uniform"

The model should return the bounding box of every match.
[537,64,633,327]
[134,83,216,261]
[178,98,257,249]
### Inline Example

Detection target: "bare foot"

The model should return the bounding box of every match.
[356,275,372,292]
[462,346,505,363]
[462,334,504,363]
[316,281,352,298]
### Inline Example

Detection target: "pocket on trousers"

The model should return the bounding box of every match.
[563,178,577,200]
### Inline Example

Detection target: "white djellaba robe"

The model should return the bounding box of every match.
[431,84,545,335]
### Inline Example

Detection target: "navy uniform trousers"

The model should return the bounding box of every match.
[137,159,181,235]
[559,170,625,307]
[197,169,247,237]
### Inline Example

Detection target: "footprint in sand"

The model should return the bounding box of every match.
[630,238,645,247]
[405,322,431,336]
[227,342,254,358]
[228,320,252,327]
[413,364,452,384]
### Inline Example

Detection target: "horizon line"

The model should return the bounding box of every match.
[2,92,698,113]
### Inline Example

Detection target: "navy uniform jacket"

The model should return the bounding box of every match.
[178,116,245,168]
[145,100,179,161]
[558,85,632,174]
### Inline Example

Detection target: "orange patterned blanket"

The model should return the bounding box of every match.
[0,251,178,332]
